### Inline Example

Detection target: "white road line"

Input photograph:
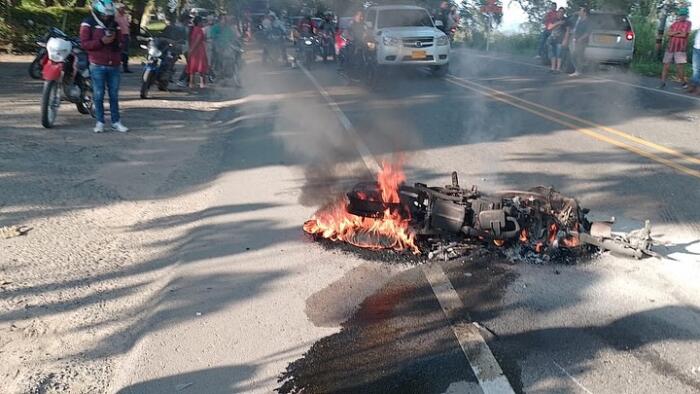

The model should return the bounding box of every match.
[298,64,380,173]
[424,264,516,394]
[461,50,700,103]
[552,360,594,394]
[299,63,516,394]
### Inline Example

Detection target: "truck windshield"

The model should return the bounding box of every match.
[377,9,433,28]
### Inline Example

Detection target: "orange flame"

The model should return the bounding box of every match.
[519,229,529,243]
[303,162,420,254]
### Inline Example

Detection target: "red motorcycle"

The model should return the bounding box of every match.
[40,30,93,128]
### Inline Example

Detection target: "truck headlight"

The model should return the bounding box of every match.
[382,35,400,47]
[436,36,449,46]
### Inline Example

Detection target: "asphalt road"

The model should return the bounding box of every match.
[2,46,699,394]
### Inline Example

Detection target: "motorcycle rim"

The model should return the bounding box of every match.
[140,73,154,99]
[41,80,60,128]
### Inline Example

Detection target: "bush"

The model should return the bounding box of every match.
[1,6,90,52]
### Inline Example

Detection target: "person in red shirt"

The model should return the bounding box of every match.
[187,16,209,88]
[536,2,558,59]
[114,3,132,73]
[660,8,692,89]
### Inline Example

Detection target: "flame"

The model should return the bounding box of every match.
[547,223,559,245]
[519,229,529,243]
[303,162,420,254]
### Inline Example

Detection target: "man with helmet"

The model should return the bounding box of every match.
[80,0,129,133]
[319,11,336,61]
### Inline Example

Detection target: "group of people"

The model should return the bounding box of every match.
[77,0,243,134]
[538,2,698,94]
[537,3,592,77]
[162,12,241,89]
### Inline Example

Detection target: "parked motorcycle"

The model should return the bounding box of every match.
[139,35,181,99]
[218,42,244,87]
[29,27,67,80]
[40,31,93,128]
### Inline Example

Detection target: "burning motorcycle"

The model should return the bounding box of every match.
[40,31,93,128]
[304,164,655,260]
[139,34,182,99]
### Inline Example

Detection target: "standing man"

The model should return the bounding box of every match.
[115,3,132,73]
[569,6,591,77]
[660,8,692,89]
[537,2,558,59]
[80,0,129,133]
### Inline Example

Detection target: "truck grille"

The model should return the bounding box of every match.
[402,37,434,48]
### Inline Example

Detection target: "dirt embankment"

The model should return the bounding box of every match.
[0,56,244,393]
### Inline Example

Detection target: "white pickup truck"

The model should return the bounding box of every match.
[364,5,450,76]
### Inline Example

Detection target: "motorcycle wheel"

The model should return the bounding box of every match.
[29,58,43,80]
[140,73,154,99]
[41,80,60,129]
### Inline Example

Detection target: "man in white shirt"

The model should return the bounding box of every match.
[690,29,700,95]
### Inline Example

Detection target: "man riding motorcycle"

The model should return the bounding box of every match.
[262,12,288,65]
[318,11,336,60]
[339,10,368,76]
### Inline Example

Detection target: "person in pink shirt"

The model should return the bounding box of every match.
[115,3,133,73]
[660,8,692,89]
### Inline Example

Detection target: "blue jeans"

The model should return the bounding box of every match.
[692,48,700,86]
[90,64,121,124]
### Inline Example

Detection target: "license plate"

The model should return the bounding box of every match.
[596,35,616,45]
[411,50,427,59]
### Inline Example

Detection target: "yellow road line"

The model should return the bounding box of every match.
[448,75,700,167]
[445,77,700,179]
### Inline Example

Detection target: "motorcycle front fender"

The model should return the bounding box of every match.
[42,61,63,81]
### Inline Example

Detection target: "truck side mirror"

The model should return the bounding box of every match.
[435,20,444,28]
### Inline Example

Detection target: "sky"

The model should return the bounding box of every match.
[498,0,700,33]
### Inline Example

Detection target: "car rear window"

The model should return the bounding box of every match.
[590,14,631,31]
[377,9,433,28]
